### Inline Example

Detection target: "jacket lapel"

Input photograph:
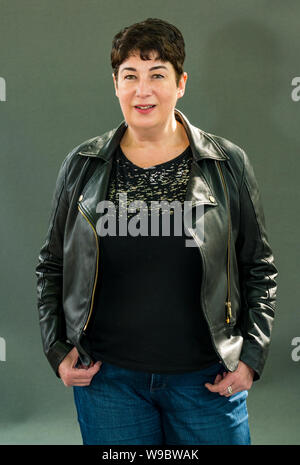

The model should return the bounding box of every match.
[78,159,113,226]
[77,108,228,227]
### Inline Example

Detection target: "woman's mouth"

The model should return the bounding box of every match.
[134,105,156,114]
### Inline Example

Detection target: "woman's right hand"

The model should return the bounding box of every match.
[58,346,102,387]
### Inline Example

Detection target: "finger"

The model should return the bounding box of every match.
[62,374,94,385]
[94,360,102,369]
[206,373,236,393]
[76,364,88,370]
[213,373,222,384]
[85,361,102,374]
[80,362,97,370]
[204,382,223,393]
[72,361,102,378]
[68,369,96,381]
[65,366,102,385]
[223,388,237,397]
[221,383,239,397]
[65,381,92,387]
[78,360,101,371]
[206,371,227,390]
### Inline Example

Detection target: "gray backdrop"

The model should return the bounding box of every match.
[0,0,299,445]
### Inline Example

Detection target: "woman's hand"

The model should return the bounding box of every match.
[58,346,102,387]
[204,360,255,396]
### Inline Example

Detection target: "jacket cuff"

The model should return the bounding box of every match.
[47,340,74,378]
[239,339,268,382]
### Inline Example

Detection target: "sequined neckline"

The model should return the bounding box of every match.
[117,144,191,171]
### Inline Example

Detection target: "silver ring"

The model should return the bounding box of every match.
[227,385,233,395]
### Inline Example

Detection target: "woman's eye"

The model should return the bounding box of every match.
[124,74,164,80]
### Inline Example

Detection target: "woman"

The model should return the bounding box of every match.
[35,18,278,445]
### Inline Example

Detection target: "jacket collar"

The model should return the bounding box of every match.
[78,108,229,162]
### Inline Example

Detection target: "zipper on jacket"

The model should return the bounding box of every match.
[216,160,232,325]
[77,204,99,333]
[187,224,226,366]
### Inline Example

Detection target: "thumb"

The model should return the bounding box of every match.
[70,348,79,368]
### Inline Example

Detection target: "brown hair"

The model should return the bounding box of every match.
[111,18,185,87]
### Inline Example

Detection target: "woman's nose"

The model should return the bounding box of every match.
[135,79,152,97]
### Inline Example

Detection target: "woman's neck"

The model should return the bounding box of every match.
[121,119,189,153]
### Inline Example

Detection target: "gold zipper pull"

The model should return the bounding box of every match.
[225,300,232,324]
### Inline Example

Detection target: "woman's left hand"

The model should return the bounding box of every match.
[204,360,255,397]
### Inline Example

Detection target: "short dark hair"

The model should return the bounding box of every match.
[111,18,185,87]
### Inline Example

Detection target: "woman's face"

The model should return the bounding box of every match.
[112,50,187,132]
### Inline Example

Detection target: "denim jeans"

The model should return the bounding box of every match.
[73,360,251,445]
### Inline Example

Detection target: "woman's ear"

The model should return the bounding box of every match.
[177,72,188,99]
[112,73,119,98]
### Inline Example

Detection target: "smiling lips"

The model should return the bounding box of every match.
[134,104,156,114]
[134,104,156,108]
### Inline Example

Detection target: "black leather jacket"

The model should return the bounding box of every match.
[35,108,278,381]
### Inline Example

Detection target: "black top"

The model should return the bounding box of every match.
[85,142,219,373]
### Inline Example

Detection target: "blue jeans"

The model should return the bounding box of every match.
[73,360,251,445]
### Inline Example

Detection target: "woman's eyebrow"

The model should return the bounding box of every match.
[120,65,168,73]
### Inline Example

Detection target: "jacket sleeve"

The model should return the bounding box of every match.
[236,149,278,381]
[35,155,74,377]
